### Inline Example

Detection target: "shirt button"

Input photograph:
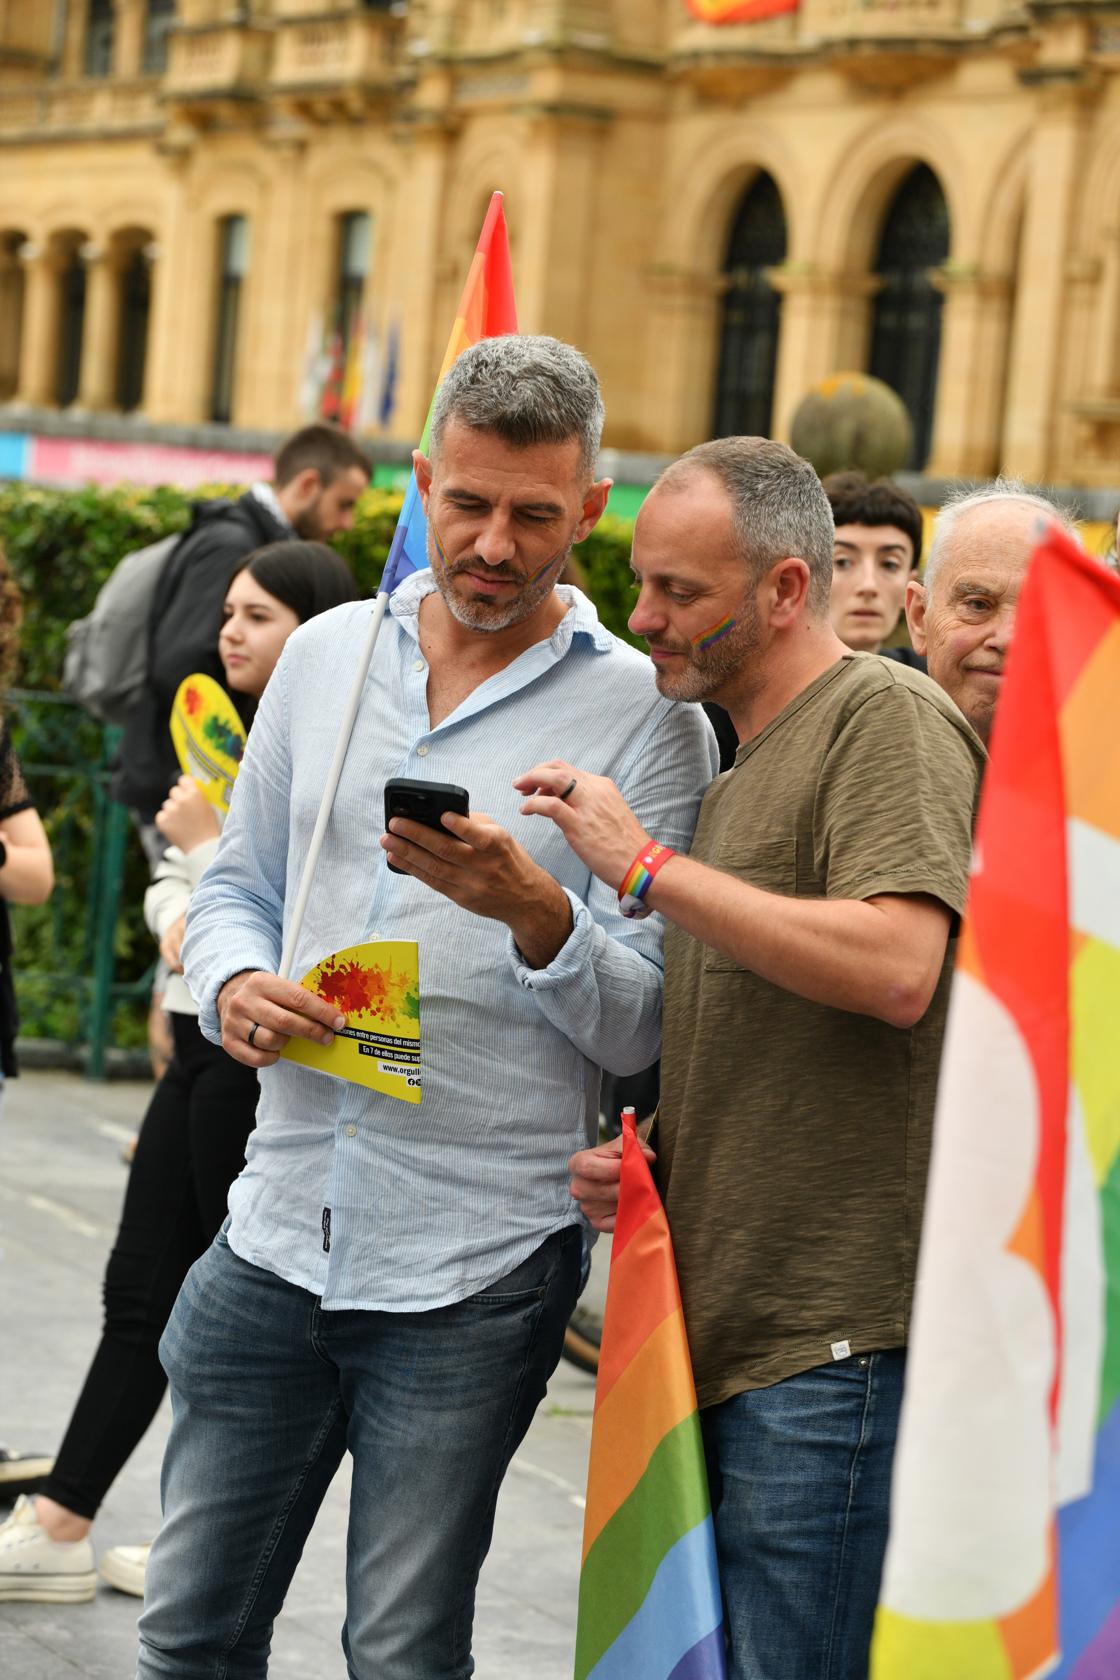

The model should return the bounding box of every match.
[416,743,429,757]
[345,1124,357,1138]
[413,658,425,673]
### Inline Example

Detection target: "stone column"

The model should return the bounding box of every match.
[641,267,728,454]
[142,147,202,423]
[241,142,305,429]
[1001,75,1093,481]
[1088,225,1120,397]
[390,99,453,439]
[925,265,1015,478]
[114,0,146,78]
[767,266,881,442]
[516,106,610,345]
[60,2,86,78]
[76,243,122,412]
[14,243,61,407]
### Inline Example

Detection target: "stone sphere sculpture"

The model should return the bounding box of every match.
[790,372,913,478]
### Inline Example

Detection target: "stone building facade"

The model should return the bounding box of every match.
[1,0,1119,485]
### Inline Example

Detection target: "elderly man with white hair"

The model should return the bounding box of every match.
[906,479,1077,744]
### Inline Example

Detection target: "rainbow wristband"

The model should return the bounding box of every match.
[618,840,676,919]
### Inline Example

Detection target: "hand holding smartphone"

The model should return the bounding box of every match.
[384,778,470,873]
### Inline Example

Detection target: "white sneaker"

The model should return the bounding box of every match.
[0,1496,96,1603]
[100,1540,150,1598]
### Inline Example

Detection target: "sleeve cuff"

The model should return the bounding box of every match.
[508,889,596,989]
[195,954,278,1043]
[182,837,221,891]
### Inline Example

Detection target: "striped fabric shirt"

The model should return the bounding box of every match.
[184,576,718,1311]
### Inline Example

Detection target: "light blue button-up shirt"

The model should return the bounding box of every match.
[184,575,718,1311]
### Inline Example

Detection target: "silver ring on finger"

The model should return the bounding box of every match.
[247,1022,261,1048]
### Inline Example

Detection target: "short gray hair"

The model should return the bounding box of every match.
[925,479,1077,591]
[429,334,605,480]
[659,437,836,614]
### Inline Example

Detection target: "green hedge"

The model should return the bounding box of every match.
[0,483,640,690]
[0,482,638,1051]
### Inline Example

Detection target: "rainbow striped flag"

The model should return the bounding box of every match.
[379,191,517,597]
[871,527,1120,1680]
[576,1111,727,1680]
[686,0,800,23]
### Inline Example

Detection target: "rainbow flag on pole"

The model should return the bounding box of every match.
[871,527,1120,1680]
[575,1110,727,1680]
[379,191,517,597]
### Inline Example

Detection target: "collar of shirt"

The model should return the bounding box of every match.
[250,481,294,533]
[388,571,618,661]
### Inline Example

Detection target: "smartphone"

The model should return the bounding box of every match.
[384,778,470,873]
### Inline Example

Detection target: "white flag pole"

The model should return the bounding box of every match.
[278,587,390,979]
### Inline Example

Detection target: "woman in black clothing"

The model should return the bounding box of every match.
[0,541,357,1604]
[0,549,56,1502]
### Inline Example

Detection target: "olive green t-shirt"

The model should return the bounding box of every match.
[657,653,986,1409]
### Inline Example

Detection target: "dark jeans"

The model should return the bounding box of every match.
[39,1013,258,1520]
[137,1223,582,1680]
[702,1350,907,1680]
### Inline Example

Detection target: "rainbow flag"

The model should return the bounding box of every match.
[686,0,800,23]
[871,527,1120,1680]
[576,1111,727,1680]
[379,191,517,597]
[337,311,365,430]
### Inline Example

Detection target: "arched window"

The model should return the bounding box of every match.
[85,0,114,78]
[56,245,86,407]
[713,173,787,440]
[336,211,371,357]
[143,0,176,74]
[210,215,249,424]
[116,246,151,412]
[868,164,950,469]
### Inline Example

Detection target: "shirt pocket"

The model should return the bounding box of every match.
[702,837,797,974]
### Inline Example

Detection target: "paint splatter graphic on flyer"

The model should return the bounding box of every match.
[282,940,422,1104]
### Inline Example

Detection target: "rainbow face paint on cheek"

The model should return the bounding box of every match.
[527,549,565,585]
[431,523,451,567]
[432,520,562,588]
[692,614,736,652]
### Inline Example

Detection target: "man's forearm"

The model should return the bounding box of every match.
[648,856,946,1028]
[507,876,574,970]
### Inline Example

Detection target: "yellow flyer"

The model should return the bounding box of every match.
[281,940,421,1104]
[170,672,247,813]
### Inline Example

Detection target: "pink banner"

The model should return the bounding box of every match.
[29,435,274,490]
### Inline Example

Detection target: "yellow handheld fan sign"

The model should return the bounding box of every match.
[282,940,422,1104]
[170,673,247,813]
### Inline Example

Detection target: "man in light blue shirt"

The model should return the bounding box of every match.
[137,337,717,1680]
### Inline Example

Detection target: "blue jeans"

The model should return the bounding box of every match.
[702,1350,906,1680]
[136,1221,581,1680]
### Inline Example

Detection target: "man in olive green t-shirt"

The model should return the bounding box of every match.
[518,437,985,1680]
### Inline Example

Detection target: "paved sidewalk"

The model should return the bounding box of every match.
[1,1070,602,1678]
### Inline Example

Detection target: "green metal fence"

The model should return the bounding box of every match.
[7,689,151,1079]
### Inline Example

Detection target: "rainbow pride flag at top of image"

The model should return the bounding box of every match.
[575,1110,727,1680]
[872,527,1120,1680]
[377,190,517,599]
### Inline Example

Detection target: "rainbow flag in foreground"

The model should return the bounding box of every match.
[872,528,1120,1680]
[576,1111,727,1680]
[379,190,517,597]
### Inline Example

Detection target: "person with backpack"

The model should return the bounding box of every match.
[0,541,359,1606]
[65,423,371,1083]
[65,423,371,848]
